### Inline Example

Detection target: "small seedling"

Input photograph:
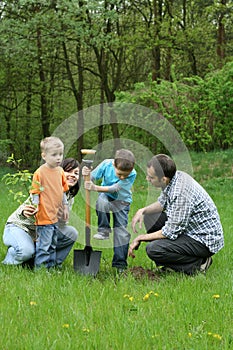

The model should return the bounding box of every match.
[2,154,43,204]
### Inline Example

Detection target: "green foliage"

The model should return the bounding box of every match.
[2,154,34,204]
[1,0,233,162]
[116,61,233,152]
[0,139,12,164]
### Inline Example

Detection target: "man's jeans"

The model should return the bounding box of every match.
[96,193,131,268]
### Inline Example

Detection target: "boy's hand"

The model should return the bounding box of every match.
[82,166,92,177]
[84,180,96,191]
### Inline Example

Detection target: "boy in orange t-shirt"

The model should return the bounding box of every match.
[30,137,69,269]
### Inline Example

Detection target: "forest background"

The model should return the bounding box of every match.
[0,0,233,168]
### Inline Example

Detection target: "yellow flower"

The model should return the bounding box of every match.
[129,296,134,302]
[82,327,90,333]
[154,293,159,297]
[207,332,212,336]
[212,294,220,299]
[124,294,130,298]
[188,332,192,337]
[213,333,222,340]
[62,324,69,328]
[29,301,37,306]
[143,294,150,301]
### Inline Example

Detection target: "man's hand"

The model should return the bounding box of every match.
[23,205,38,218]
[131,208,145,233]
[128,237,141,258]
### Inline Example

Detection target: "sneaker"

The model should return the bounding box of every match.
[113,267,127,277]
[200,257,213,273]
[93,232,110,240]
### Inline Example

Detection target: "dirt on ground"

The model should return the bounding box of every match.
[128,266,161,281]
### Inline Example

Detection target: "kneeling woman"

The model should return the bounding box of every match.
[2,158,80,267]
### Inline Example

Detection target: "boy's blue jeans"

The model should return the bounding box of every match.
[35,224,58,269]
[96,193,131,269]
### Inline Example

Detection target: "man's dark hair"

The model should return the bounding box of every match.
[147,154,176,180]
[114,149,135,171]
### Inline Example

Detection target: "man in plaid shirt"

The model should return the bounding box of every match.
[128,154,224,275]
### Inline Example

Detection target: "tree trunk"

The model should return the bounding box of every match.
[216,0,226,67]
[36,27,50,137]
[62,42,84,162]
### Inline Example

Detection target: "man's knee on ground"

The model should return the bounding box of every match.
[146,240,166,260]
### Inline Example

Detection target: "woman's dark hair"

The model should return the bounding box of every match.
[61,158,80,197]
[147,154,176,180]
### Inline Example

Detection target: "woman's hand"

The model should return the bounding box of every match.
[22,205,38,218]
[58,205,69,222]
[62,204,69,222]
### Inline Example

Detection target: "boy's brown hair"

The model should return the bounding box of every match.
[114,149,135,171]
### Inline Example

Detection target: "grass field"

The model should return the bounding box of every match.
[0,150,233,349]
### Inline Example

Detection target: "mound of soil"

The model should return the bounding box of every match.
[128,266,161,281]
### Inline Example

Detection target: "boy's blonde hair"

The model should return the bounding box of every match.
[40,137,64,153]
[114,149,135,171]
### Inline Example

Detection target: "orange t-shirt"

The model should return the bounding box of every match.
[30,164,69,225]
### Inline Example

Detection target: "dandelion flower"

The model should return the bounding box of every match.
[143,294,150,301]
[188,332,192,337]
[29,301,37,306]
[212,294,220,299]
[82,327,90,333]
[213,333,222,340]
[62,324,69,328]
[129,296,134,302]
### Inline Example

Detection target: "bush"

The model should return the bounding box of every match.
[116,61,233,152]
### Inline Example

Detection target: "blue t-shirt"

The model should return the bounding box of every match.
[91,159,137,203]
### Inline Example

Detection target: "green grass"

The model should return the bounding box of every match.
[0,151,233,349]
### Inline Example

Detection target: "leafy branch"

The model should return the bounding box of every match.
[2,154,34,204]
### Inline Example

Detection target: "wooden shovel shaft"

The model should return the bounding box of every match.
[84,172,91,247]
[81,150,96,248]
[84,173,91,225]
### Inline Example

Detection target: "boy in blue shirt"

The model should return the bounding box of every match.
[84,149,136,271]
